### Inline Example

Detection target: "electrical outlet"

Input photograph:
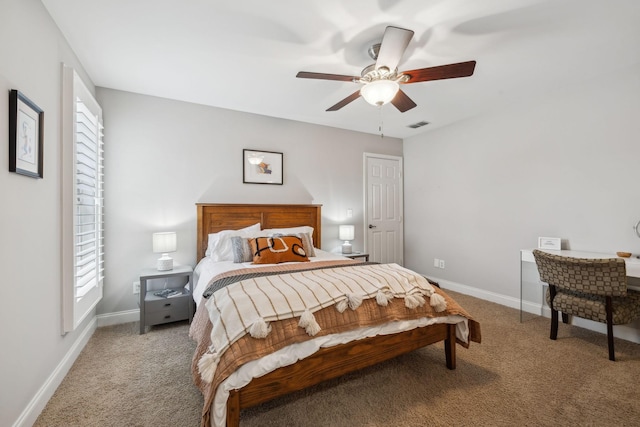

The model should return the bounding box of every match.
[346,209,353,218]
[434,258,439,268]
[439,259,445,269]
[133,281,140,294]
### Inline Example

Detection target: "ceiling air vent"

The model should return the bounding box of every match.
[408,120,430,129]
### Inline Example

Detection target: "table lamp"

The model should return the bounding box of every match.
[153,231,177,271]
[339,225,355,254]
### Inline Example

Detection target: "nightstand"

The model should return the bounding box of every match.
[139,265,193,334]
[343,252,369,262]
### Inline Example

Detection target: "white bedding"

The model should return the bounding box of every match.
[193,250,470,427]
[192,249,350,306]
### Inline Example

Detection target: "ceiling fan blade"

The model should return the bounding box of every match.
[375,26,414,72]
[402,61,476,83]
[296,71,357,82]
[326,91,361,111]
[390,89,417,113]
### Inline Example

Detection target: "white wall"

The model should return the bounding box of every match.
[95,88,402,317]
[403,62,640,332]
[0,1,98,426]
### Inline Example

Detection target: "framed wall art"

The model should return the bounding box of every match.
[243,149,283,185]
[9,89,44,178]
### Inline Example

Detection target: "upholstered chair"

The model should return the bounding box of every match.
[532,249,640,361]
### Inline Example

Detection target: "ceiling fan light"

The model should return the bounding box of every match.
[361,80,399,106]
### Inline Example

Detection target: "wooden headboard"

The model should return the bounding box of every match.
[196,203,322,262]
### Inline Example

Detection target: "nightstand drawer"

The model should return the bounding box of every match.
[145,295,189,314]
[145,307,188,326]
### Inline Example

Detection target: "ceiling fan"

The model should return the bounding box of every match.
[296,26,476,113]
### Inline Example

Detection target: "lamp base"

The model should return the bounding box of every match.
[341,242,352,254]
[157,255,173,271]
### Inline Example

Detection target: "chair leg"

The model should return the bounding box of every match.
[549,285,558,340]
[561,312,569,324]
[605,297,615,361]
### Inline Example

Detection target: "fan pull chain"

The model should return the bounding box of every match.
[378,105,384,138]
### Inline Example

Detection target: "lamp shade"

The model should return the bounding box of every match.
[360,80,399,106]
[339,225,355,254]
[339,225,355,241]
[152,232,177,253]
[153,232,176,271]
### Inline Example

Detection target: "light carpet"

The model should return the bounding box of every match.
[34,291,640,427]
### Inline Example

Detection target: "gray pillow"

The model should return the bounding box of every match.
[231,236,253,263]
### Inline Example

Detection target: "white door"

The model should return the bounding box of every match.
[364,153,403,265]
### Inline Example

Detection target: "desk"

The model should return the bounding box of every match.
[520,249,640,321]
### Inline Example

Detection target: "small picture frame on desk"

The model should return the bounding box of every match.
[538,236,561,251]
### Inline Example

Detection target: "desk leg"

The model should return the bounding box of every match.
[520,253,523,323]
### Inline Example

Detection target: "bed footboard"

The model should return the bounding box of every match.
[225,322,457,427]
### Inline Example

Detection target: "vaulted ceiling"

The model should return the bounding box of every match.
[42,0,640,138]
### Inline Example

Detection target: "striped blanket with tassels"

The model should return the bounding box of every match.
[199,262,447,382]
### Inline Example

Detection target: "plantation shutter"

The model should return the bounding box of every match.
[74,98,104,298]
[62,65,104,333]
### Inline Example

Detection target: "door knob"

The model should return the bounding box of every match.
[368,224,377,229]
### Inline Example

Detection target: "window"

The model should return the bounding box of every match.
[61,65,104,333]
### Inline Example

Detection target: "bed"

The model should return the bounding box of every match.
[189,203,481,427]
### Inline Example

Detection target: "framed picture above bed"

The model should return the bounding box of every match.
[243,149,283,185]
[9,89,44,179]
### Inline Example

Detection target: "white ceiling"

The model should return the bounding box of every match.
[41,0,640,139]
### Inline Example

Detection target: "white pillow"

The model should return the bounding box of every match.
[264,226,314,244]
[205,223,261,259]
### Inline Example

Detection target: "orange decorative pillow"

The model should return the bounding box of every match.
[250,236,310,264]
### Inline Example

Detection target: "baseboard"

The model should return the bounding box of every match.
[429,276,521,310]
[13,316,97,427]
[426,275,640,345]
[96,308,139,327]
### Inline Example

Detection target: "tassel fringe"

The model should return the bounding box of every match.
[336,298,348,313]
[198,352,220,383]
[346,293,363,310]
[298,309,321,336]
[249,318,271,338]
[376,289,393,306]
[430,293,447,312]
[404,293,425,309]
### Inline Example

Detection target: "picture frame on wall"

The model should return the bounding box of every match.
[9,89,44,179]
[243,149,283,185]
